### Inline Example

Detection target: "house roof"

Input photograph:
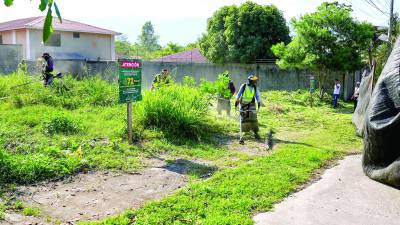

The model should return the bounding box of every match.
[0,16,120,35]
[152,48,208,63]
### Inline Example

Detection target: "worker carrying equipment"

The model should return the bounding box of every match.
[41,53,62,86]
[217,72,236,116]
[151,68,173,90]
[235,74,261,144]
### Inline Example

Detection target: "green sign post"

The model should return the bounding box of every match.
[118,59,142,144]
[119,59,142,103]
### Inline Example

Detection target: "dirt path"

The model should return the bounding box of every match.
[2,131,275,225]
[253,155,400,225]
[4,164,188,224]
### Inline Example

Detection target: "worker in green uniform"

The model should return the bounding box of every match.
[151,68,173,90]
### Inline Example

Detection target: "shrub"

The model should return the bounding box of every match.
[42,114,83,135]
[199,71,231,99]
[199,78,216,95]
[214,71,231,98]
[137,84,211,140]
[182,75,197,87]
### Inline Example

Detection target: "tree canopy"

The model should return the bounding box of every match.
[200,2,290,64]
[3,0,62,42]
[273,2,374,72]
[138,21,161,52]
[272,2,374,96]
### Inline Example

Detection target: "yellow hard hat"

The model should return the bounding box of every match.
[248,75,258,81]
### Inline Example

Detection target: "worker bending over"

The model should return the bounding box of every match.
[151,68,173,90]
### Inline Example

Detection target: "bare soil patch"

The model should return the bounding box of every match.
[14,168,186,224]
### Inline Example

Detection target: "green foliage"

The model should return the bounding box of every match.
[0,147,81,184]
[1,74,118,109]
[373,42,390,78]
[182,76,197,87]
[23,207,41,217]
[115,36,137,58]
[13,200,24,210]
[0,203,5,220]
[138,21,161,52]
[198,71,231,99]
[0,74,223,185]
[16,62,28,76]
[3,0,13,7]
[200,2,290,63]
[214,71,231,99]
[42,114,83,136]
[152,42,185,58]
[199,78,216,95]
[137,84,211,140]
[272,2,374,97]
[115,37,192,60]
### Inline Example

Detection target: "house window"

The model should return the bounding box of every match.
[44,33,61,47]
[0,35,3,44]
[73,32,80,38]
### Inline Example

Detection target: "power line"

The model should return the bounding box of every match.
[377,0,390,8]
[363,0,390,15]
[346,0,387,21]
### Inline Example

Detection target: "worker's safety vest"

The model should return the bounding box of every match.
[153,74,172,88]
[241,84,256,104]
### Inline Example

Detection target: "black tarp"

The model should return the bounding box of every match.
[362,38,400,187]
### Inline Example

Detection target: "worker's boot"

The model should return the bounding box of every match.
[239,137,244,145]
[254,132,261,142]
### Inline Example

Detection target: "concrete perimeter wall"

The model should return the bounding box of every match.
[0,44,23,74]
[0,58,358,99]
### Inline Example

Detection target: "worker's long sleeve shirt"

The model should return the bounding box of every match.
[236,83,261,103]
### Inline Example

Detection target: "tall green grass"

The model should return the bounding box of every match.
[0,73,118,109]
[0,74,216,185]
[137,84,211,140]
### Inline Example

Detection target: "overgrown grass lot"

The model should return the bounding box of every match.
[0,73,361,224]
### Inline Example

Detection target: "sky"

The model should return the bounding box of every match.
[0,0,398,46]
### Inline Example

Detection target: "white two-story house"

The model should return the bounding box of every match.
[0,17,120,61]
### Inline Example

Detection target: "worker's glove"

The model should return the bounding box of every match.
[257,102,261,112]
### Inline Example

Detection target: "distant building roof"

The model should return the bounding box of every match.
[152,48,208,63]
[0,17,120,35]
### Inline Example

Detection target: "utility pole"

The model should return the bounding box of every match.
[388,0,395,45]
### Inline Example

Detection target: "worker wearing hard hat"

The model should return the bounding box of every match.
[235,75,261,144]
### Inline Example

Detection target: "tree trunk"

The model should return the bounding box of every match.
[316,70,327,100]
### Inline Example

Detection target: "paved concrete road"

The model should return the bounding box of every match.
[254,155,400,225]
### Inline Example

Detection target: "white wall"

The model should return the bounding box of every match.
[29,29,114,60]
[15,29,27,59]
[0,30,14,44]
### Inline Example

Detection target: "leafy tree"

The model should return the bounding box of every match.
[200,2,290,63]
[3,0,62,42]
[115,35,141,58]
[152,42,185,58]
[272,2,374,98]
[138,21,161,52]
